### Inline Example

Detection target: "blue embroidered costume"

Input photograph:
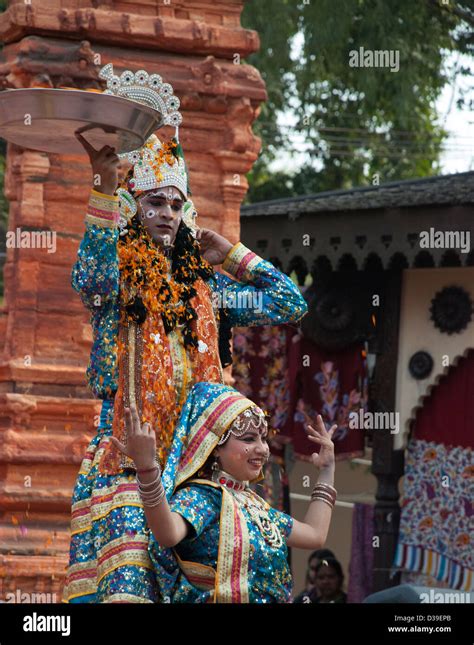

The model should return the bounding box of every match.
[63,188,307,603]
[149,382,295,603]
[62,62,307,603]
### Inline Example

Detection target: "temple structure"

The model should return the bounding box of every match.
[0,0,266,597]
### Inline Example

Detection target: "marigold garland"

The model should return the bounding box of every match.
[117,206,215,350]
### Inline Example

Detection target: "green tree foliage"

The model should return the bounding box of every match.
[242,0,474,201]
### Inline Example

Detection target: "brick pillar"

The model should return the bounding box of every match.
[0,0,266,597]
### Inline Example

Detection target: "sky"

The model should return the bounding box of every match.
[269,39,473,177]
[436,53,474,174]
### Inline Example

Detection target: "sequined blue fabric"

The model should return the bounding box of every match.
[148,382,294,603]
[71,223,308,399]
[66,400,158,603]
[66,220,307,603]
[157,483,294,603]
[71,224,120,399]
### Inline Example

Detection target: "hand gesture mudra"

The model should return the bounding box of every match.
[306,415,336,471]
[195,228,233,265]
[110,404,157,471]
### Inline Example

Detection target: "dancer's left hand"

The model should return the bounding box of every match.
[196,228,233,265]
[306,415,336,471]
[110,404,157,470]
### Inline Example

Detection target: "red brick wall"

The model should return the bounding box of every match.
[0,0,266,596]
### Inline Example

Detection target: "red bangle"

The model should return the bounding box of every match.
[136,464,159,475]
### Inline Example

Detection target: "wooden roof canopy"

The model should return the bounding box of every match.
[240,171,474,278]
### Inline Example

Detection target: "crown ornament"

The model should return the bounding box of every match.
[115,133,188,228]
[123,134,188,196]
[98,63,182,131]
[182,199,198,235]
[98,64,192,232]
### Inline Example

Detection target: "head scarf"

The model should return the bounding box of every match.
[162,381,264,496]
[149,381,267,603]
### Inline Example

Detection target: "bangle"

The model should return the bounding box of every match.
[137,466,162,490]
[311,482,337,509]
[138,473,161,490]
[311,495,334,510]
[137,466,161,486]
[136,465,166,508]
[312,484,336,495]
[138,480,166,507]
[311,492,335,506]
[312,484,336,499]
[315,482,336,495]
[140,487,166,508]
[136,462,160,475]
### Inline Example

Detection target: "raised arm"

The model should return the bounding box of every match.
[110,405,189,548]
[198,230,308,327]
[71,133,121,309]
[215,243,308,327]
[286,416,337,550]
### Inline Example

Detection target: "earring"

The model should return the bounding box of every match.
[211,455,219,472]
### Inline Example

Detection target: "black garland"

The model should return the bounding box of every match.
[218,307,233,368]
[118,214,232,365]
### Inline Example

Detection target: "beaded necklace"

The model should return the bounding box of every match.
[212,469,283,549]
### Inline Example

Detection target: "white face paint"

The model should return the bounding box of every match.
[140,207,158,221]
[152,188,180,201]
[137,186,184,247]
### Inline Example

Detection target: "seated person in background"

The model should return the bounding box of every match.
[312,557,347,604]
[293,548,336,602]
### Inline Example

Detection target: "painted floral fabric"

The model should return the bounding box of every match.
[395,438,474,590]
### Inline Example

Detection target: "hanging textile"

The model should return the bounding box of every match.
[233,325,297,513]
[233,326,368,462]
[283,333,368,462]
[394,351,474,591]
[233,324,294,432]
[347,503,374,603]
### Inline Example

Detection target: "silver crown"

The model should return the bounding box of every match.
[126,133,188,196]
[116,134,188,228]
[98,63,182,130]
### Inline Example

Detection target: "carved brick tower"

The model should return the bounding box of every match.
[0,0,266,597]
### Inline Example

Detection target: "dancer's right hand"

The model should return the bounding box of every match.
[110,404,157,471]
[75,131,120,196]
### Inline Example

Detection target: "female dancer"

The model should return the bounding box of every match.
[112,381,337,602]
